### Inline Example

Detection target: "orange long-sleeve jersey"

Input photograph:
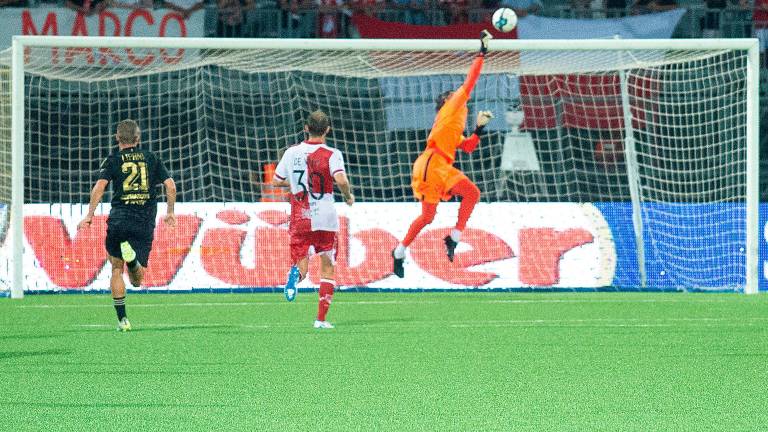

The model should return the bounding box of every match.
[425,54,485,164]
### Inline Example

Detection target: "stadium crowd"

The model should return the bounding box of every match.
[0,0,765,41]
[4,0,768,203]
[2,0,767,75]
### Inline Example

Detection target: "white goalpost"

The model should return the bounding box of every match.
[0,36,760,296]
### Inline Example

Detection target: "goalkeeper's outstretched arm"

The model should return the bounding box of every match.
[440,30,492,114]
[460,30,493,97]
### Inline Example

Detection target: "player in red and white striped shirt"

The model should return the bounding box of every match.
[273,110,354,329]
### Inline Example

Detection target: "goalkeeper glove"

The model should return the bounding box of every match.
[480,30,492,55]
[474,111,493,135]
[476,110,493,128]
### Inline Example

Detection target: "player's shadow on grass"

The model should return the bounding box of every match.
[20,368,228,377]
[0,401,244,409]
[0,348,72,360]
[661,352,768,358]
[341,317,417,326]
[63,324,238,334]
[0,333,63,341]
[131,324,239,333]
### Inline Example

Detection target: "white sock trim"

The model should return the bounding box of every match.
[451,229,462,243]
[394,244,406,259]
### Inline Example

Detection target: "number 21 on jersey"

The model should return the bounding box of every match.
[122,161,149,192]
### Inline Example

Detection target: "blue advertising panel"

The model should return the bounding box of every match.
[595,202,758,291]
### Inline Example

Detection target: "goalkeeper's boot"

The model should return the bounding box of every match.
[120,241,137,264]
[284,265,300,302]
[392,250,405,278]
[313,320,334,329]
[444,236,458,263]
[117,317,132,332]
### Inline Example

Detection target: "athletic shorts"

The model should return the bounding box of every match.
[105,218,154,267]
[290,230,337,265]
[411,150,468,204]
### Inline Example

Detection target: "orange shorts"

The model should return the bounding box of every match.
[411,150,468,204]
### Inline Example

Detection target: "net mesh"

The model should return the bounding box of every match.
[0,42,751,292]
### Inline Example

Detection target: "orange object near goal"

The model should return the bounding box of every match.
[260,163,290,202]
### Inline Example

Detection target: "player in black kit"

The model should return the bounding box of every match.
[78,120,177,331]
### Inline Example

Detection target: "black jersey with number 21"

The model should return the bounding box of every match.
[98,147,171,226]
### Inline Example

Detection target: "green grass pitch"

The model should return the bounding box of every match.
[2,292,768,431]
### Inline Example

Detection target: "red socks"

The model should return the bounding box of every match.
[317,279,335,321]
[451,179,480,231]
[402,201,438,247]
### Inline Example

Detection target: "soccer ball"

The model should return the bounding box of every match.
[492,8,518,33]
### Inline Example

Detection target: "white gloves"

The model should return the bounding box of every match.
[480,30,493,54]
[476,110,494,127]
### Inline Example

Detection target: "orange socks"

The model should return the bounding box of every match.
[451,179,480,231]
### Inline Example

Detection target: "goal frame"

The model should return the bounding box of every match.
[8,36,761,297]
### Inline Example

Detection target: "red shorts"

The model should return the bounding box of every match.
[290,230,337,264]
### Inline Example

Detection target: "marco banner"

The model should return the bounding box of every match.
[0,7,204,65]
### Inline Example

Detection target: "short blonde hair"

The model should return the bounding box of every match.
[116,119,140,145]
[305,110,330,136]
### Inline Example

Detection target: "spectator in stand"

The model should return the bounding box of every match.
[348,0,385,16]
[499,0,542,18]
[391,0,427,25]
[338,0,387,38]
[65,0,141,16]
[0,0,28,6]
[654,0,678,10]
[755,0,768,67]
[571,0,607,18]
[736,0,751,37]
[605,0,629,16]
[631,0,676,14]
[182,0,254,37]
[156,0,203,18]
[700,0,747,37]
[279,0,305,35]
[701,0,725,37]
[570,0,591,18]
[316,0,342,37]
[439,0,471,24]
[216,0,255,37]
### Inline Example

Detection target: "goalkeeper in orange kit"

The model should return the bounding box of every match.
[392,30,494,277]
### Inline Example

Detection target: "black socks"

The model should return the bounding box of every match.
[113,296,127,320]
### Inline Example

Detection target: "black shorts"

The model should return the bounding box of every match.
[105,219,154,267]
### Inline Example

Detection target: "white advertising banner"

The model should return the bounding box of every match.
[517,9,687,40]
[0,7,204,64]
[1,202,617,292]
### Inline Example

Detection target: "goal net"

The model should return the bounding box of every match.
[0,37,759,295]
